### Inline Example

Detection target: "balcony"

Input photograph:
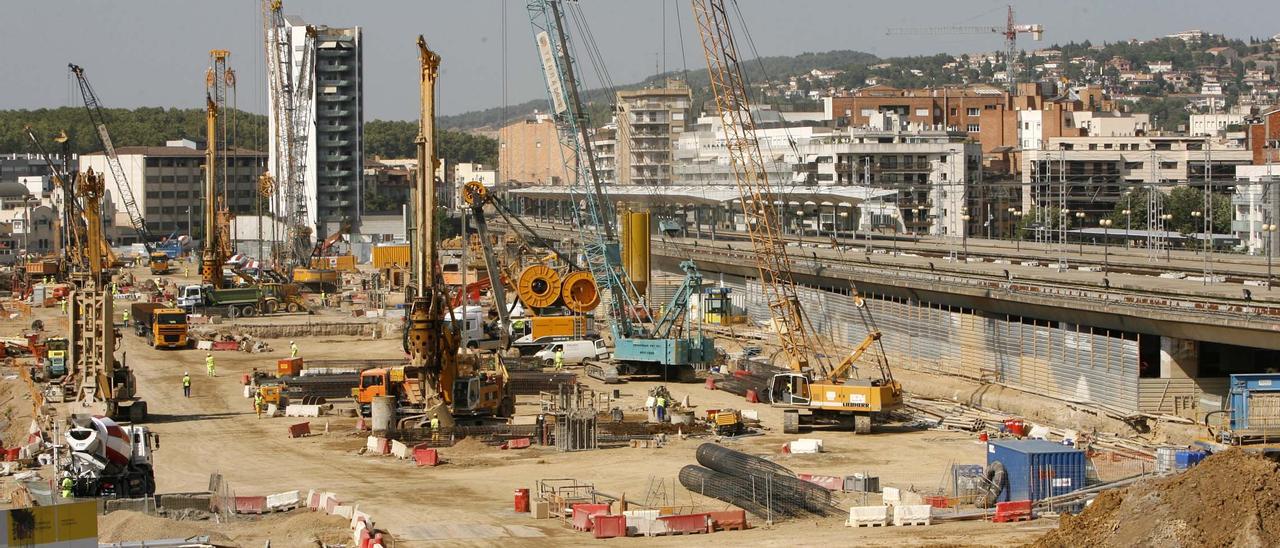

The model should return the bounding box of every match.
[319,94,351,102]
[319,64,350,72]
[321,109,351,118]
[319,124,351,133]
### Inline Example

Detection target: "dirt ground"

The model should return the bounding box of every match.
[1035,449,1280,548]
[98,508,355,546]
[1,266,1056,546]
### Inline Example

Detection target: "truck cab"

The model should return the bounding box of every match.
[148,308,189,348]
[177,284,203,311]
[44,337,68,379]
[148,252,171,275]
[447,305,502,350]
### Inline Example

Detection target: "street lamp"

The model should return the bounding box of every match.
[1100,219,1113,271]
[1191,211,1202,255]
[1075,211,1086,254]
[1122,208,1132,249]
[960,213,971,258]
[1007,207,1016,241]
[1161,213,1174,262]
[1013,210,1024,251]
[1265,223,1278,290]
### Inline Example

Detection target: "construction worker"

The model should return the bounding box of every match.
[430,414,441,442]
[61,476,73,499]
[655,395,667,422]
[554,346,564,371]
[122,309,130,327]
[184,265,189,277]
[254,392,264,419]
[290,341,299,358]
[205,353,216,377]
[320,290,327,306]
[60,298,67,313]
[182,372,191,398]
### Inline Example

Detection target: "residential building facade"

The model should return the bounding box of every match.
[498,114,574,186]
[615,80,692,186]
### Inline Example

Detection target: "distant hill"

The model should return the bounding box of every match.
[439,49,881,131]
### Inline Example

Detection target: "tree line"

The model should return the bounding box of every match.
[0,107,496,165]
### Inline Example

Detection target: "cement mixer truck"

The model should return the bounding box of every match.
[62,414,159,498]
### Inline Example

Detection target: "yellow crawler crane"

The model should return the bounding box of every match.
[692,0,901,433]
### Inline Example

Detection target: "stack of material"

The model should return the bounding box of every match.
[907,396,1159,459]
[679,443,835,520]
[709,361,784,398]
[508,370,577,396]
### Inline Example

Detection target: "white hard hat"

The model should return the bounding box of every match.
[184,371,189,375]
[290,340,295,344]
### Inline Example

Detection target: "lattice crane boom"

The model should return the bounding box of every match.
[691,0,826,374]
[262,0,317,270]
[69,63,156,252]
[526,0,641,335]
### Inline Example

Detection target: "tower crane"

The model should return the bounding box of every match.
[885,5,1043,95]
[261,0,317,271]
[692,0,901,433]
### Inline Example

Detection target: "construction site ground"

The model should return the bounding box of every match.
[0,268,1063,546]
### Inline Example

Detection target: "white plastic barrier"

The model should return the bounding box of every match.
[893,504,933,526]
[788,438,823,454]
[266,490,300,511]
[390,440,412,459]
[882,486,900,505]
[284,405,324,418]
[847,505,890,527]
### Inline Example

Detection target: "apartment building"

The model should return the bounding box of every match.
[825,84,1005,142]
[80,138,267,243]
[1246,106,1280,165]
[272,16,364,238]
[676,111,980,236]
[615,80,692,186]
[1021,135,1251,219]
[1190,113,1247,137]
[498,114,574,186]
[591,126,617,185]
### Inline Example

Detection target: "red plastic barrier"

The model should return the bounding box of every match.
[234,496,267,514]
[708,509,748,531]
[514,488,530,513]
[288,422,311,438]
[211,341,239,351]
[924,495,952,509]
[5,448,19,461]
[798,473,843,491]
[504,437,531,450]
[993,500,1033,522]
[413,445,439,466]
[571,503,610,531]
[241,373,251,385]
[745,389,759,403]
[704,377,716,390]
[593,514,627,539]
[308,491,321,510]
[1003,419,1027,437]
[657,513,710,535]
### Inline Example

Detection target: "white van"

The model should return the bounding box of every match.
[446,305,502,350]
[535,339,610,367]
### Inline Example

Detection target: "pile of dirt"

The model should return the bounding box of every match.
[1035,449,1280,547]
[0,375,36,448]
[98,509,353,546]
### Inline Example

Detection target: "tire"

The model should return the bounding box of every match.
[241,305,258,317]
[466,341,478,350]
[263,300,279,314]
[286,302,300,313]
[227,306,240,319]
[543,359,554,368]
[783,410,801,434]
[854,414,872,434]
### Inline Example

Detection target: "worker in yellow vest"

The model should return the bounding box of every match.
[430,414,441,442]
[554,347,564,371]
[205,353,216,377]
[290,341,299,358]
[61,476,73,499]
[254,392,264,419]
[182,372,191,398]
[122,309,130,327]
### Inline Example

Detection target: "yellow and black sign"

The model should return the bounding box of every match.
[2,500,97,547]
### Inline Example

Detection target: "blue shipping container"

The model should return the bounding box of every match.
[987,440,1086,502]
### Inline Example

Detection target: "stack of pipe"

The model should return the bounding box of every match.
[678,443,835,520]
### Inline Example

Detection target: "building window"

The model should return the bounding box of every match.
[1089,144,1098,150]
[145,191,159,199]
[1106,143,1115,150]
[1187,142,1203,151]
[967,124,980,132]
[860,108,875,117]
[966,108,980,116]
[1155,142,1171,151]
[1159,161,1178,169]
[949,108,957,116]
[1061,143,1074,150]
[176,191,190,199]
[160,175,174,183]
[1124,162,1144,170]
[914,108,928,117]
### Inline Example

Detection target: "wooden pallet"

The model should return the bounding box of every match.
[849,521,888,527]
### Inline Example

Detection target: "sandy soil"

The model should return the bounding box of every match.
[1,266,1053,546]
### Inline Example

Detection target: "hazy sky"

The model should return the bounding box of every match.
[3,0,1277,120]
